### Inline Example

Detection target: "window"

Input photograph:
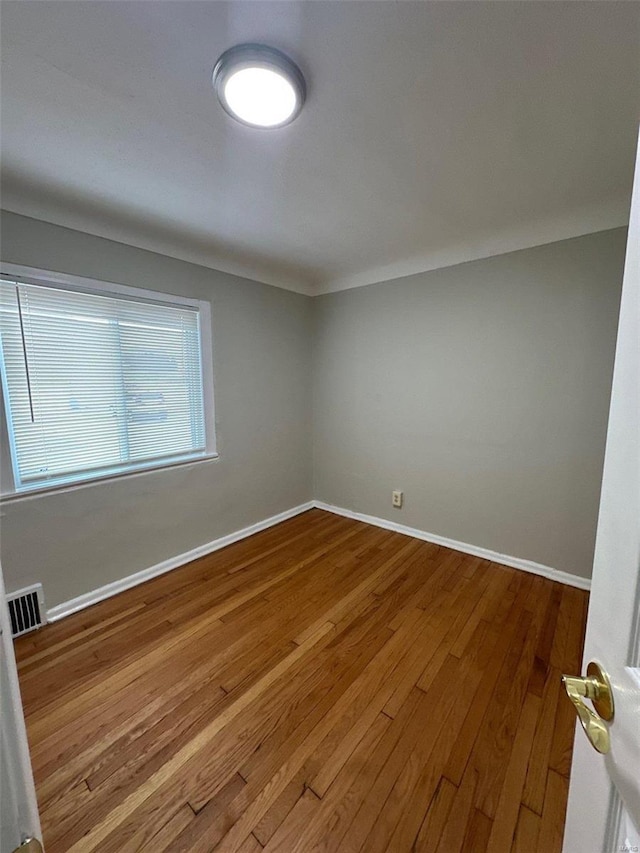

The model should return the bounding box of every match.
[0,271,216,494]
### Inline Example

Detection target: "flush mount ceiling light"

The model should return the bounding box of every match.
[213,44,306,129]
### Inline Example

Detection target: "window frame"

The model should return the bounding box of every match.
[0,263,218,499]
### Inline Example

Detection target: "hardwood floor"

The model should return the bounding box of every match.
[14,509,588,852]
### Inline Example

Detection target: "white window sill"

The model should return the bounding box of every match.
[0,453,220,503]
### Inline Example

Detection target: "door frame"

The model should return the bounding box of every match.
[0,560,42,849]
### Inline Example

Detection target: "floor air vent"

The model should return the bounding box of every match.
[6,584,46,637]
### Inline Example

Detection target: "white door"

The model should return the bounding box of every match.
[0,562,43,853]
[563,130,640,853]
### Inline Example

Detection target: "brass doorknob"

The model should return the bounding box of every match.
[13,839,43,853]
[561,661,614,754]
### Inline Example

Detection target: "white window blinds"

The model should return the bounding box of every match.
[0,278,209,492]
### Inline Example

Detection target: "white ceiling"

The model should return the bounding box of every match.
[1,1,639,296]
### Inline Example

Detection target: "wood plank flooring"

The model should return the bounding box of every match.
[15,509,588,852]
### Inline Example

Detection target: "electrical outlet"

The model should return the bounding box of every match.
[392,490,403,508]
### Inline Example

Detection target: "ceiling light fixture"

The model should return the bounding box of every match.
[213,44,306,129]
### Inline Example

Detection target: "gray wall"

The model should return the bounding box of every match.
[0,212,313,607]
[313,229,626,580]
[0,216,627,601]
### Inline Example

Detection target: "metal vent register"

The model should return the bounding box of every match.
[6,585,45,637]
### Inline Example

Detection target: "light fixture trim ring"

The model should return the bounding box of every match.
[212,43,306,129]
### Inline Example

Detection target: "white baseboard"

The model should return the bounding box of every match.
[41,495,589,623]
[45,501,315,622]
[313,500,591,591]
